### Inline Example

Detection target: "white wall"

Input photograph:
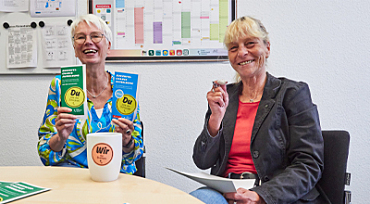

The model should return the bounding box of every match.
[0,0,369,202]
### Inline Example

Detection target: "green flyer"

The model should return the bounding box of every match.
[0,182,50,203]
[61,65,87,116]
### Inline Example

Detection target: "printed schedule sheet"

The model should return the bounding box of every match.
[91,0,234,57]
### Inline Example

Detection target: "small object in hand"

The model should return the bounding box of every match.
[126,129,131,134]
[212,80,228,88]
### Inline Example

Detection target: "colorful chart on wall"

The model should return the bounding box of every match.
[89,0,236,61]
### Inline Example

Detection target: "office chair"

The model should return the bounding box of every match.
[318,130,351,204]
[134,121,145,177]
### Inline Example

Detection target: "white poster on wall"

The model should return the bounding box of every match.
[39,23,75,68]
[29,0,76,17]
[6,26,37,68]
[0,0,29,12]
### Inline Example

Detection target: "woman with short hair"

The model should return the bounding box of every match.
[38,14,143,174]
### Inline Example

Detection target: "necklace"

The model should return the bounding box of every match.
[86,73,109,98]
[247,91,258,103]
[246,91,259,103]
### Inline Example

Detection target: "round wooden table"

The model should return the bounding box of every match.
[0,166,204,204]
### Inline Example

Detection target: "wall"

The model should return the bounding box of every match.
[0,0,369,203]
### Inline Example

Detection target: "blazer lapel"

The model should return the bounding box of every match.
[251,73,281,142]
[223,83,240,151]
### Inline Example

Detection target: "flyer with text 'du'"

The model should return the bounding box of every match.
[112,71,139,121]
[60,65,87,117]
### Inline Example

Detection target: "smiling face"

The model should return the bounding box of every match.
[73,21,111,66]
[224,16,270,80]
[227,36,270,79]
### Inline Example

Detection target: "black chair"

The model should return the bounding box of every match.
[318,130,351,204]
[134,121,145,177]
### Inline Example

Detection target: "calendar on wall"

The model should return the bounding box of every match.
[89,0,236,61]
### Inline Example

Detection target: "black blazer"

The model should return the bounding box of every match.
[193,73,328,204]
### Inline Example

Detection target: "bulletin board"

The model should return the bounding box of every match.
[89,0,237,62]
[0,0,237,74]
[0,0,77,75]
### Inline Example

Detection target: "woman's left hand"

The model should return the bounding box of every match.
[113,118,134,151]
[224,188,265,204]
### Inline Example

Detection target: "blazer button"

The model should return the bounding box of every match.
[263,176,270,182]
[252,151,259,158]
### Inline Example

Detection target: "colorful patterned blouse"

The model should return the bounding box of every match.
[38,71,143,174]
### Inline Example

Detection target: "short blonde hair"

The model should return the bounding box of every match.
[71,14,112,44]
[224,16,269,48]
[224,16,270,82]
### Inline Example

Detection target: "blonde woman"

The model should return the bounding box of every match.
[191,16,328,204]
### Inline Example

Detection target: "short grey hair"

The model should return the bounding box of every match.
[71,14,112,44]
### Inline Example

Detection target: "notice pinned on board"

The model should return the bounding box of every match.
[60,65,87,117]
[0,0,29,12]
[40,23,75,68]
[29,0,76,17]
[112,71,139,121]
[6,26,37,69]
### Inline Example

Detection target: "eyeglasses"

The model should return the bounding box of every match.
[73,32,105,44]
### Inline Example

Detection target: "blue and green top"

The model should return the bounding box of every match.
[38,71,143,174]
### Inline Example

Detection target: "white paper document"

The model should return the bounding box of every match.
[29,0,76,17]
[6,26,37,68]
[0,0,29,12]
[40,23,75,68]
[166,168,255,193]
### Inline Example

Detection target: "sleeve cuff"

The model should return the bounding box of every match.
[205,119,223,139]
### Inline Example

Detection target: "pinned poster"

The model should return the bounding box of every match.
[40,23,74,68]
[6,26,37,68]
[112,71,139,121]
[60,65,87,117]
[94,4,112,27]
[0,0,29,12]
[30,0,76,17]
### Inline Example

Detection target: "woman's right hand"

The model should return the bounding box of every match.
[50,107,77,152]
[224,188,265,204]
[206,82,229,136]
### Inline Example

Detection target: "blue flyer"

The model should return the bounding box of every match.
[112,71,139,121]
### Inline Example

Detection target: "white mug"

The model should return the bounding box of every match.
[87,132,122,182]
